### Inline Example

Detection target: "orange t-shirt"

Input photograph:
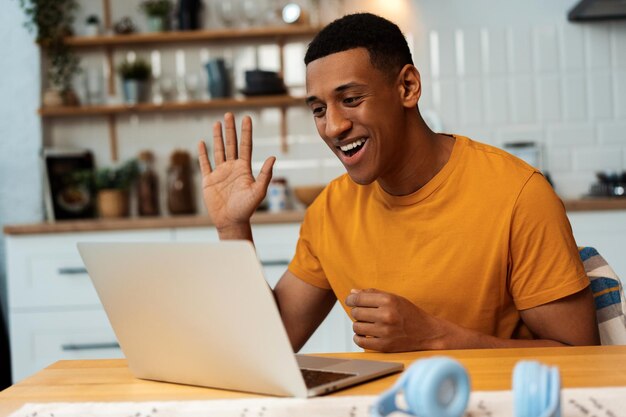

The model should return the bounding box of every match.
[288,135,589,340]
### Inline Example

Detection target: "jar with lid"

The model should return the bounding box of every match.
[267,177,290,212]
[167,150,196,215]
[136,150,160,216]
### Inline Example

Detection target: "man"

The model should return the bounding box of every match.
[198,13,599,352]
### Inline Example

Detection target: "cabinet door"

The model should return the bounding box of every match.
[568,211,626,279]
[10,308,123,383]
[6,230,172,310]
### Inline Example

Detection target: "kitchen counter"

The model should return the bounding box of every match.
[4,198,626,236]
[2,210,305,235]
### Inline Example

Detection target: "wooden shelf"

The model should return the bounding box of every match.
[39,95,306,118]
[3,210,306,235]
[64,25,320,48]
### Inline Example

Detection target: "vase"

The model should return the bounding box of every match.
[178,0,202,30]
[205,59,231,98]
[122,80,150,104]
[62,89,81,106]
[97,189,130,218]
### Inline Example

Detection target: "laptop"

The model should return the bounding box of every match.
[77,241,403,398]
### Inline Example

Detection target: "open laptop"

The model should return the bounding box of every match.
[77,241,403,398]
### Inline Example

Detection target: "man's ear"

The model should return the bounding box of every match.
[397,64,421,108]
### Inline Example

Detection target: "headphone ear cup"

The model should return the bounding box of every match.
[513,361,561,417]
[372,357,470,417]
[402,357,470,417]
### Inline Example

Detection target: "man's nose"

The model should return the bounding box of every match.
[324,106,352,139]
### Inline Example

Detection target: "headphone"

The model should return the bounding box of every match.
[372,356,561,417]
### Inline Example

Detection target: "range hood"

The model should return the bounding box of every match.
[568,0,626,21]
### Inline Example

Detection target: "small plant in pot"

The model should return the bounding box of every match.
[93,159,139,218]
[19,0,81,107]
[85,14,101,36]
[118,58,152,104]
[140,0,173,32]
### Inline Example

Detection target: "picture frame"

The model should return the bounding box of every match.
[42,148,96,221]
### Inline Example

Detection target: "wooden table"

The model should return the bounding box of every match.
[1,346,626,417]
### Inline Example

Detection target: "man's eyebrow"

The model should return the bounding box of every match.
[306,82,367,104]
[335,82,366,92]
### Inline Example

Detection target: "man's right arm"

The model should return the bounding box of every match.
[273,270,337,352]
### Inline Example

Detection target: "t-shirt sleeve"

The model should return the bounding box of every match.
[287,194,332,290]
[509,173,589,310]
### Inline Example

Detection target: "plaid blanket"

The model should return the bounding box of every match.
[579,247,626,345]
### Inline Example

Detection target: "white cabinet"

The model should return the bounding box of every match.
[5,229,172,382]
[568,211,626,279]
[5,222,357,383]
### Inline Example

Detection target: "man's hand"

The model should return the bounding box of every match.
[198,113,275,238]
[345,288,445,352]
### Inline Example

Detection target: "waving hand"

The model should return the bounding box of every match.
[198,113,275,237]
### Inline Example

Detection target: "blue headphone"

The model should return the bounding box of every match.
[372,356,561,417]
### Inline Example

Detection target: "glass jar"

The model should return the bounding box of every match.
[136,150,160,217]
[167,150,196,215]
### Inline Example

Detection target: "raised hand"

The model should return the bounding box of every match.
[198,112,275,238]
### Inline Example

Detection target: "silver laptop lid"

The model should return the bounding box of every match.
[78,241,308,397]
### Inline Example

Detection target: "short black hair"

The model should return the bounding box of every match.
[304,13,413,78]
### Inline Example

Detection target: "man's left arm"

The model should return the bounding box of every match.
[346,286,599,352]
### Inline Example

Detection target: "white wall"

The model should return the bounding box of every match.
[400,0,626,198]
[0,1,43,321]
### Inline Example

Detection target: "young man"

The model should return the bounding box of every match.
[198,13,600,352]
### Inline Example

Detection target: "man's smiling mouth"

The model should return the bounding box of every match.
[338,138,367,157]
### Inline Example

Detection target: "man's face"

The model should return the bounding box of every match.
[305,48,406,185]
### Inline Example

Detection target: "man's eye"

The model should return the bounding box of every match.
[343,96,362,105]
[312,106,326,117]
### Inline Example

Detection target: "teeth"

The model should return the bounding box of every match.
[339,139,365,152]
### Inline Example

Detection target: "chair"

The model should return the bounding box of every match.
[579,247,626,345]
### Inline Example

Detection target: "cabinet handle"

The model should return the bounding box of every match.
[57,267,88,275]
[261,260,290,267]
[61,342,120,351]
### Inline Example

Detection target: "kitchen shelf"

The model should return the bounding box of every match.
[39,95,306,118]
[39,0,321,161]
[64,25,321,48]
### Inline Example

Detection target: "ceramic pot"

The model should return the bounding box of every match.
[42,89,63,107]
[97,189,130,218]
[147,16,167,32]
[122,80,150,104]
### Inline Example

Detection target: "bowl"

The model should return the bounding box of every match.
[293,185,326,207]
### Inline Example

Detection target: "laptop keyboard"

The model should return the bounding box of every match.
[300,368,357,389]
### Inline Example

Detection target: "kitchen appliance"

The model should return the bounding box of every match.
[503,141,542,170]
[588,171,626,197]
[568,0,626,21]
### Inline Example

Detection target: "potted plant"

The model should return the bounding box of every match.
[118,59,152,104]
[85,14,101,36]
[93,159,138,218]
[140,0,173,32]
[19,0,81,107]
